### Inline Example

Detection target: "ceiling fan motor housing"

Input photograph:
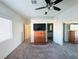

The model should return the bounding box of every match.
[35,0,63,15]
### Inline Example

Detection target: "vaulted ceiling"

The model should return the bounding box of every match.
[0,0,78,18]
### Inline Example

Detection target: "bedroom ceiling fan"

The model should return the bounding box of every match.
[35,0,63,15]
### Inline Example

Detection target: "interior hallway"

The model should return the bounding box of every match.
[5,42,78,59]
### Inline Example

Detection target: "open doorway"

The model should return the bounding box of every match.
[63,23,78,44]
[47,23,53,43]
[24,24,31,43]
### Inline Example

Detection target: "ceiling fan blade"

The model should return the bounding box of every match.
[53,6,61,11]
[35,6,47,10]
[53,0,63,5]
[45,0,51,4]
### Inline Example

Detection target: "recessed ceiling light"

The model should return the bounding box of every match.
[31,0,37,4]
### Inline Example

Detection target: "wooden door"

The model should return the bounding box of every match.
[69,31,78,44]
[34,31,46,45]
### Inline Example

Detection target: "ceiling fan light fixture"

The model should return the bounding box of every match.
[45,12,47,15]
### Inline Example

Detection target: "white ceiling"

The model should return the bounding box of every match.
[0,0,78,18]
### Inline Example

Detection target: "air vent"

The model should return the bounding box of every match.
[31,0,37,4]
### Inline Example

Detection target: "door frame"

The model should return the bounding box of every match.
[47,23,53,42]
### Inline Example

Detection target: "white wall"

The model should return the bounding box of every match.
[64,24,70,42]
[0,2,24,59]
[53,20,63,45]
[31,18,63,45]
